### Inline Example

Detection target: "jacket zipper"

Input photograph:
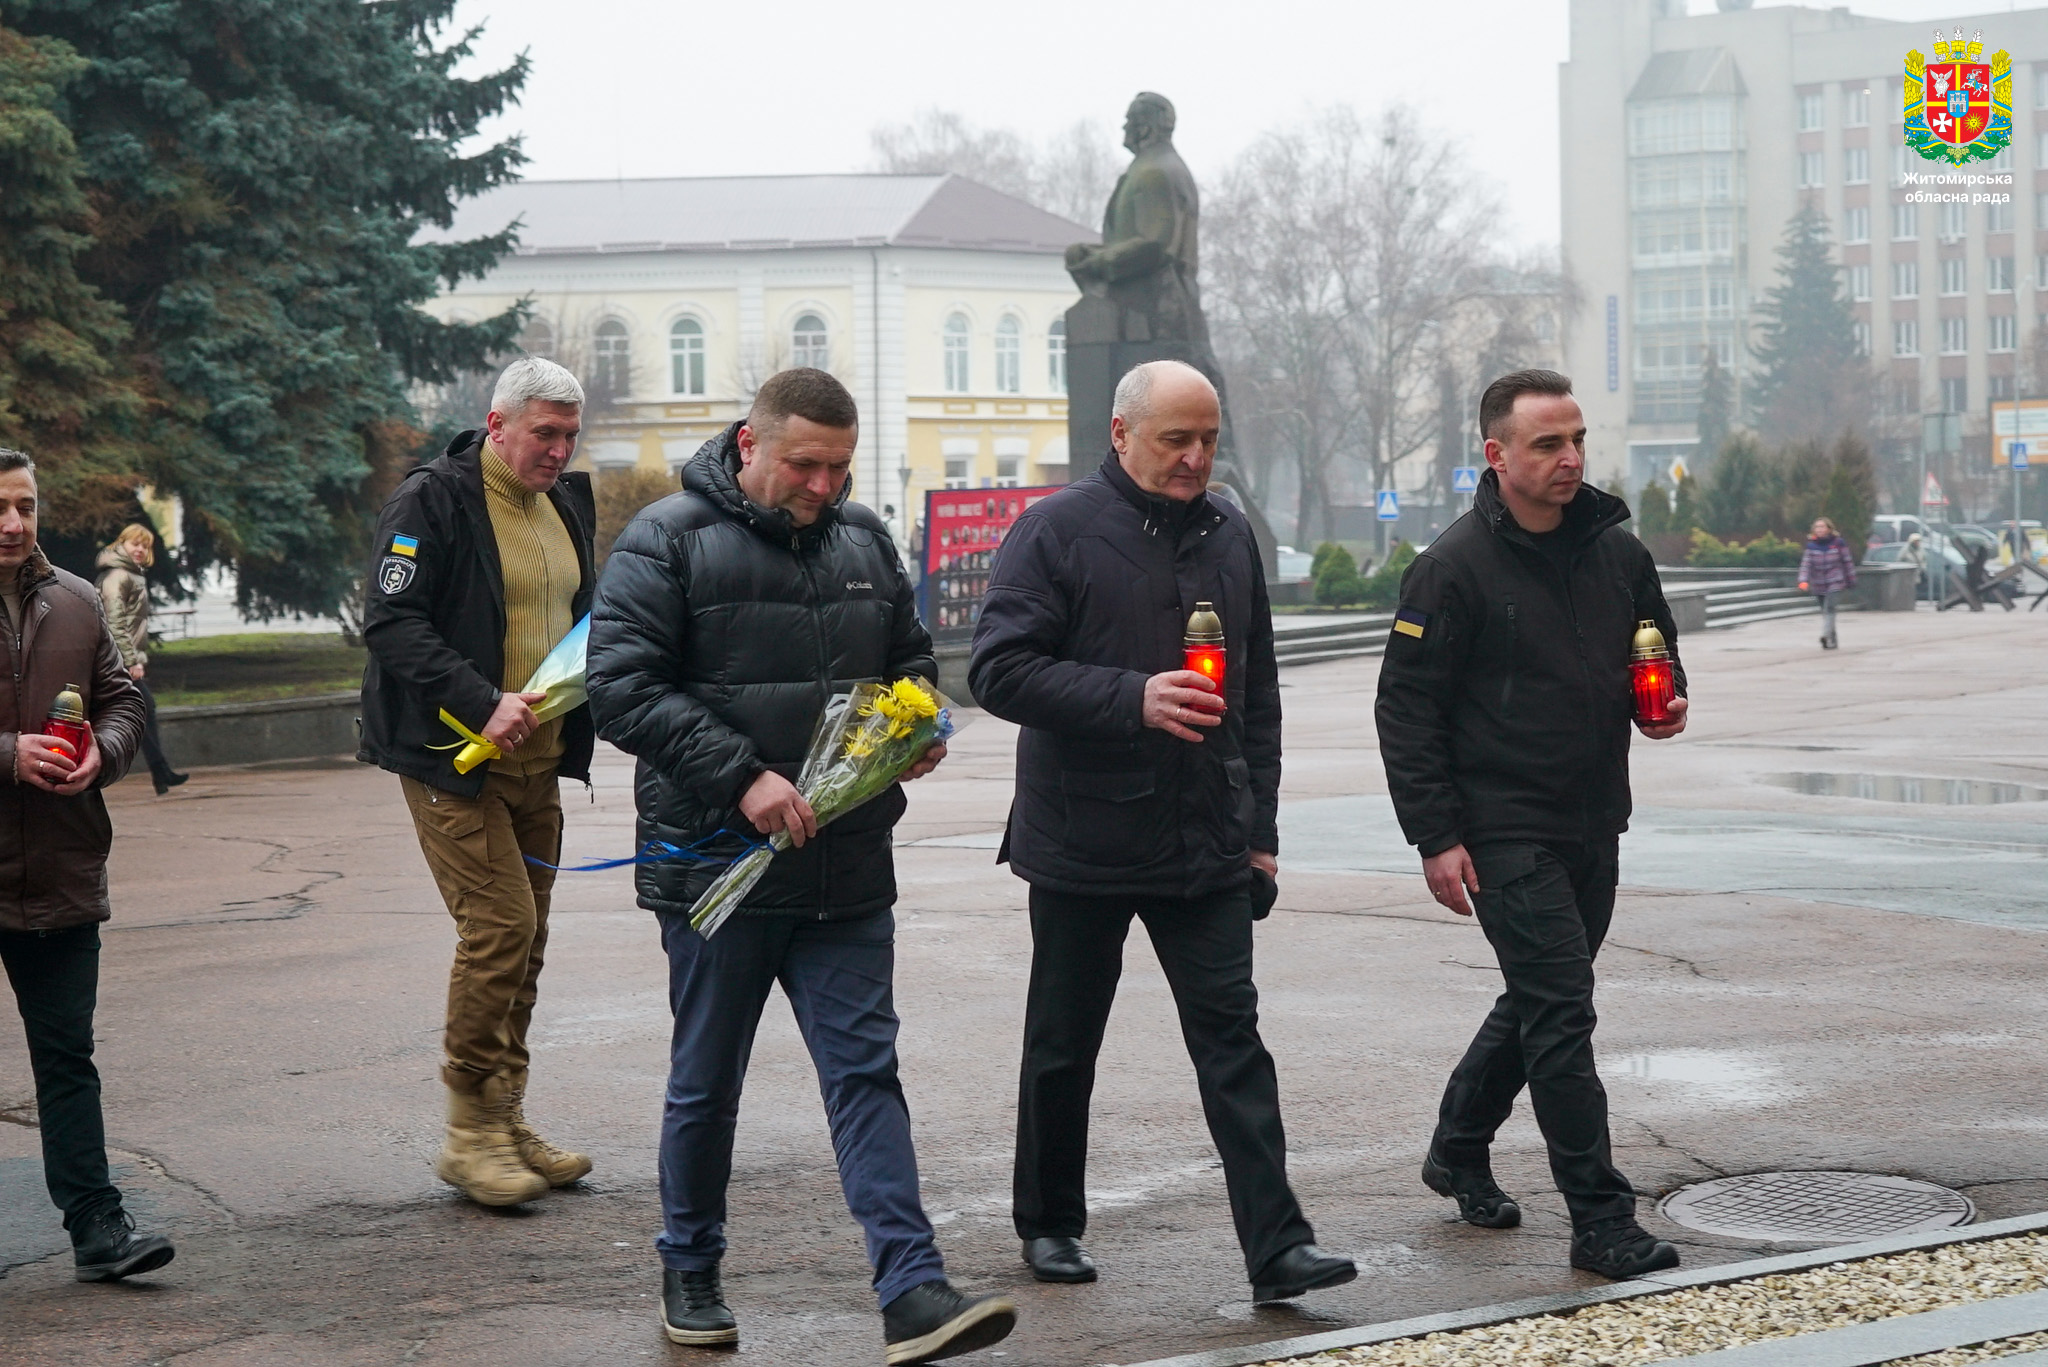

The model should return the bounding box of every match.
[1500,601,1517,710]
[795,535,835,920]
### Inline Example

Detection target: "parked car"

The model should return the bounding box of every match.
[1868,514,1934,550]
[1865,538,1966,600]
[1274,545,1314,584]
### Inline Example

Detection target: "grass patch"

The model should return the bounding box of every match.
[150,632,366,707]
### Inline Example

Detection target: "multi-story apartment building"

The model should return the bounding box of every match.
[422,174,1089,537]
[1560,0,2048,496]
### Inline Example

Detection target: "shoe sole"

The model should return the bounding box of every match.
[885,1297,1017,1365]
[434,1161,547,1207]
[1570,1243,1681,1280]
[1251,1261,1357,1305]
[76,1240,175,1282]
[662,1320,739,1347]
[1025,1257,1097,1284]
[1421,1156,1522,1229]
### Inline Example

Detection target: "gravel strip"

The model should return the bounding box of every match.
[1885,1329,2048,1364]
[1250,1233,2048,1367]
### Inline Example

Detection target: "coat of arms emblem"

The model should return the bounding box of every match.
[1905,28,2011,165]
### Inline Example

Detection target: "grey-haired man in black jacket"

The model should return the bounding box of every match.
[1375,368,1688,1281]
[970,360,1354,1305]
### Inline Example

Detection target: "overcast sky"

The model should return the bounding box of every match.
[447,0,1997,249]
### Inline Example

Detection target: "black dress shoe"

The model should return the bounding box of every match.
[1022,1235,1097,1283]
[1570,1217,1680,1280]
[1250,1243,1357,1304]
[882,1278,1016,1365]
[1422,1149,1522,1229]
[662,1266,738,1346]
[71,1206,175,1282]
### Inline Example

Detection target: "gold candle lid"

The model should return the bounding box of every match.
[1630,619,1668,661]
[1185,602,1224,644]
[50,683,85,723]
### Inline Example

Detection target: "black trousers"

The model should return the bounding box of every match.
[1,924,121,1226]
[1433,838,1636,1227]
[136,677,176,784]
[1013,884,1314,1279]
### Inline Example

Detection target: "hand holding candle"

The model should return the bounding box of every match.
[1183,601,1226,688]
[1628,619,1676,727]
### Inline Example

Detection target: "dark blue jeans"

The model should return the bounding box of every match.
[656,909,944,1307]
[1,923,122,1226]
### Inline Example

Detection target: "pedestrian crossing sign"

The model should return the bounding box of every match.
[1451,466,1479,494]
[1376,490,1400,521]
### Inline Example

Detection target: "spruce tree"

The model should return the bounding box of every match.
[1749,205,1874,446]
[3,0,530,616]
[1695,348,1733,467]
[1702,432,1770,539]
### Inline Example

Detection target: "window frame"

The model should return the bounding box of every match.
[668,315,707,397]
[993,314,1022,395]
[942,312,971,394]
[790,311,830,371]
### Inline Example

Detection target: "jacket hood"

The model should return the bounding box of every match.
[682,421,848,548]
[1472,466,1630,545]
[95,544,139,574]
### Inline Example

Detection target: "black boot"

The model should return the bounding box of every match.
[71,1206,175,1282]
[152,769,189,796]
[1250,1243,1357,1303]
[661,1266,738,1346]
[882,1279,1016,1365]
[1022,1235,1096,1283]
[1422,1149,1522,1228]
[1570,1216,1680,1280]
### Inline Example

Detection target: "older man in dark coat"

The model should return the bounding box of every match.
[969,360,1353,1304]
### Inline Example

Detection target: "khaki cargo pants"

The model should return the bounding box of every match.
[402,770,562,1093]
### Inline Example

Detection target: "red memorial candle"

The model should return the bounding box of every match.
[1184,602,1226,691]
[45,682,92,762]
[1629,620,1675,726]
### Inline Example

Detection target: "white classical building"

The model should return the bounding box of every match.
[422,174,1092,532]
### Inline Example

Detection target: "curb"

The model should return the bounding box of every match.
[1117,1210,2048,1367]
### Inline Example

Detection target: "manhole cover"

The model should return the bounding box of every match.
[1658,1171,1974,1242]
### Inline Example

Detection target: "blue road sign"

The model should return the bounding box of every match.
[1451,466,1480,494]
[2013,442,2030,471]
[1376,490,1400,521]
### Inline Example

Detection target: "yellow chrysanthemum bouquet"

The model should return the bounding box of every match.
[688,677,961,937]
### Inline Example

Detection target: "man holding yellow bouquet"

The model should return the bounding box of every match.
[359,355,597,1208]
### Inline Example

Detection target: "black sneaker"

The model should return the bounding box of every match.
[1422,1150,1522,1229]
[662,1266,738,1346]
[71,1206,175,1282]
[1570,1217,1680,1280]
[882,1278,1016,1365]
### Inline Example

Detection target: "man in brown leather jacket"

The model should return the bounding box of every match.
[0,447,165,1282]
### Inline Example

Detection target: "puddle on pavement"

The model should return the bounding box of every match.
[1614,1052,1778,1104]
[1767,772,2048,805]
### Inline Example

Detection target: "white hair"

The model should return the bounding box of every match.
[1112,360,1212,427]
[491,354,585,417]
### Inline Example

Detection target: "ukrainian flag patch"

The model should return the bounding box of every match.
[1393,607,1428,639]
[390,534,419,558]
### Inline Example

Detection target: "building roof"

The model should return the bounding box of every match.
[425,173,1097,257]
[1628,47,1749,101]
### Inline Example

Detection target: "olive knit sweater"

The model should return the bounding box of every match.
[482,443,579,774]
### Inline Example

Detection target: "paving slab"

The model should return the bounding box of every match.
[0,607,2044,1365]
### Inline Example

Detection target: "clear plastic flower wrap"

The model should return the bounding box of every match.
[438,616,589,775]
[687,677,961,938]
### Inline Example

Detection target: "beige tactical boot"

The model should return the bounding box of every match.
[503,1067,593,1187]
[435,1080,549,1206]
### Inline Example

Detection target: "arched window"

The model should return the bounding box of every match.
[791,312,829,369]
[994,315,1022,394]
[670,316,706,396]
[1047,318,1067,395]
[520,317,556,360]
[943,313,971,394]
[592,318,631,400]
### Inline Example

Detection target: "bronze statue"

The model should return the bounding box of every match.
[1064,93,1275,572]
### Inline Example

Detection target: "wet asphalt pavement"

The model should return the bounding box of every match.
[2,606,2045,1365]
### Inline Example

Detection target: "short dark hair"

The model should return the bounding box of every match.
[747,368,859,438]
[0,448,34,476]
[1479,369,1574,443]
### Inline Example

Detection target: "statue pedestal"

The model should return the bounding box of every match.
[1064,295,1211,477]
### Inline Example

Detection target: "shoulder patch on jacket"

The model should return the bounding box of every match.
[390,534,419,557]
[1393,607,1429,639]
[377,556,416,595]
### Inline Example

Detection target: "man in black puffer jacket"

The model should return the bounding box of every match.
[970,361,1354,1306]
[587,369,1015,1364]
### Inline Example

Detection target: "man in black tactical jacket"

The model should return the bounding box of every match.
[586,369,1015,1365]
[1375,369,1689,1281]
[970,360,1355,1305]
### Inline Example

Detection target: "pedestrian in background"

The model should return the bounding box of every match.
[358,356,597,1208]
[588,368,1014,1364]
[95,525,187,794]
[970,360,1356,1306]
[0,448,166,1282]
[1798,517,1858,649]
[1376,369,1689,1281]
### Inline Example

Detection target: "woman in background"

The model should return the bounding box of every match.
[1798,516,1858,650]
[95,525,187,793]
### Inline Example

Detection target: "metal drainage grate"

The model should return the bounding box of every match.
[1658,1171,1974,1243]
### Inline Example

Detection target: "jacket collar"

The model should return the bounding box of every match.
[1471,466,1630,549]
[683,421,846,550]
[13,549,55,595]
[1100,448,1211,537]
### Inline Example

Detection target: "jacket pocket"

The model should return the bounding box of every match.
[1222,756,1255,838]
[402,781,496,895]
[1059,768,1164,866]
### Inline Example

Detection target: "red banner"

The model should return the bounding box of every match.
[921,486,1062,631]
